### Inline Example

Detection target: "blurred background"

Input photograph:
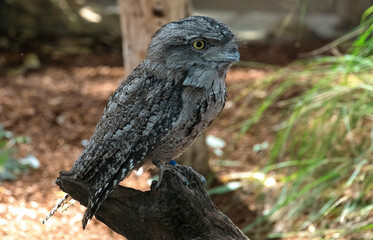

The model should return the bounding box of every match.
[0,0,373,239]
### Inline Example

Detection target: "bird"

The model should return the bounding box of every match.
[43,15,239,229]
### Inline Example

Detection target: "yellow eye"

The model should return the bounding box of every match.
[192,40,206,50]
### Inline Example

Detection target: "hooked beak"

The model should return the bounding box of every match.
[206,43,240,64]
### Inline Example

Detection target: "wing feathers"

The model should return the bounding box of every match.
[67,69,186,226]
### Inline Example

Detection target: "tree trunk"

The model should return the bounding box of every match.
[117,0,211,174]
[117,0,192,74]
[57,165,250,240]
[178,132,209,176]
[337,0,371,30]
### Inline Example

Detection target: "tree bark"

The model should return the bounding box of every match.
[337,0,371,29]
[56,165,249,240]
[117,0,192,74]
[178,132,210,176]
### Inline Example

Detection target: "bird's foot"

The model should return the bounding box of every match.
[153,160,206,189]
[187,166,206,185]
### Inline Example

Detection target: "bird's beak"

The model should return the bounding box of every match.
[207,43,240,64]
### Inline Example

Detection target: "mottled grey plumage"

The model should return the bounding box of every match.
[51,16,239,228]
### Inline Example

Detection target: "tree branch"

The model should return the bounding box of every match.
[56,165,250,240]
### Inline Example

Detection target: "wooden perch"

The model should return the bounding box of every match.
[56,165,250,240]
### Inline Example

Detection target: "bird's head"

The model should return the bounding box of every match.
[146,16,240,71]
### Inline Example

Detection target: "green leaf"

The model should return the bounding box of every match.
[207,182,242,195]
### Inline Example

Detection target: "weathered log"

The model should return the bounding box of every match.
[56,165,249,240]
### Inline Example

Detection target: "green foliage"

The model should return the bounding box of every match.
[239,7,373,239]
[0,124,39,181]
[207,181,242,196]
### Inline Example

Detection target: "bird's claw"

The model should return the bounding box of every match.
[153,160,206,189]
[154,164,189,189]
[187,166,206,185]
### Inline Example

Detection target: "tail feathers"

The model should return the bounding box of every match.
[82,166,130,229]
[42,194,72,224]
